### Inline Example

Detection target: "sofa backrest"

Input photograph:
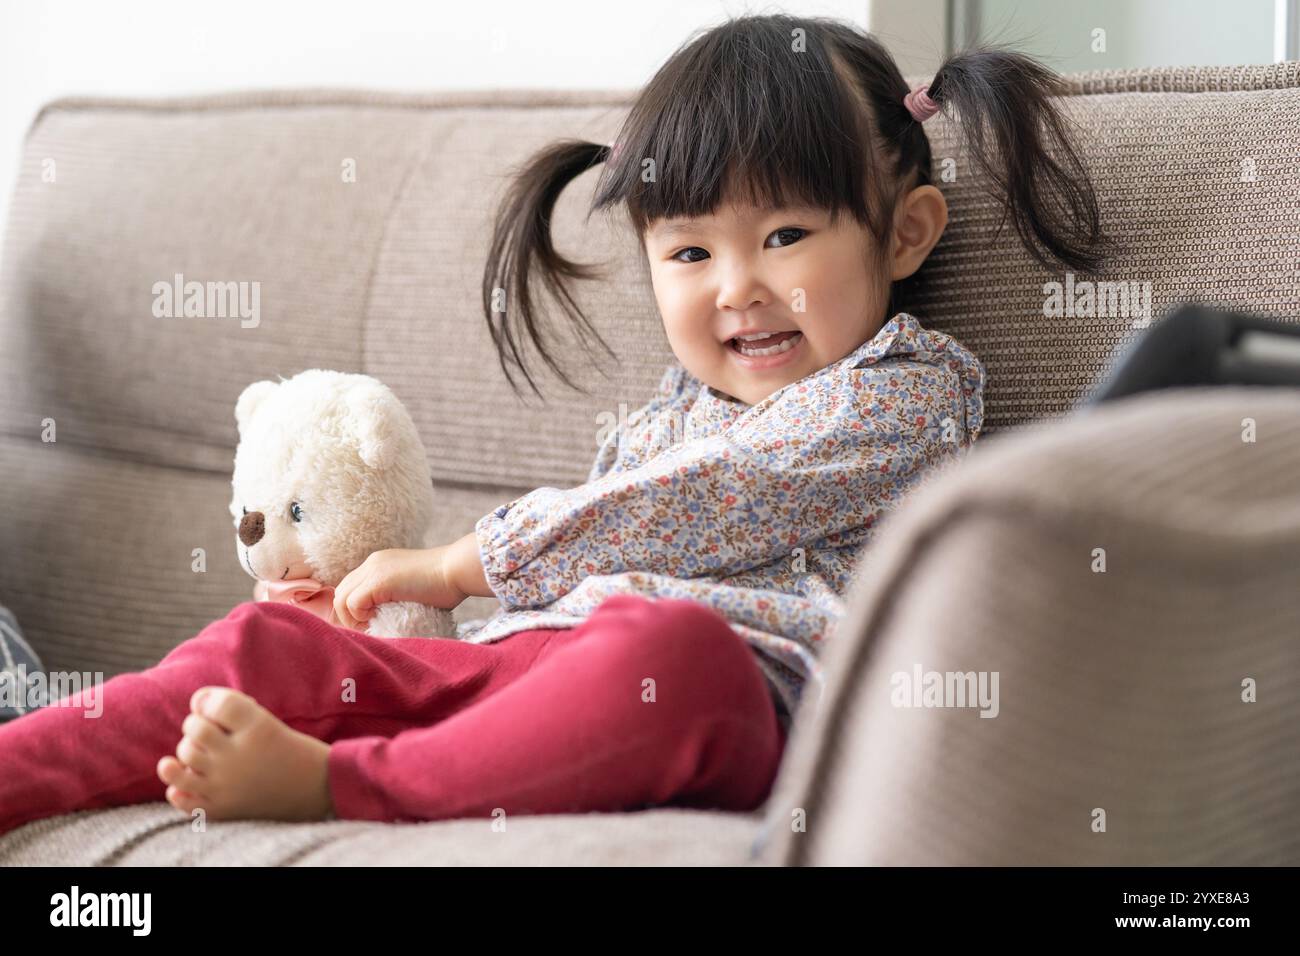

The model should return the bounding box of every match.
[3,64,1298,497]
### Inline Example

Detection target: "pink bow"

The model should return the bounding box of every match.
[253,578,342,627]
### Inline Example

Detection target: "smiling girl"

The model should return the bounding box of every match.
[0,13,1105,835]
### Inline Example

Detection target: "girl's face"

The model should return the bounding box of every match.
[644,201,890,406]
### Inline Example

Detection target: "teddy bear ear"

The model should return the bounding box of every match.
[235,380,279,434]
[345,381,399,471]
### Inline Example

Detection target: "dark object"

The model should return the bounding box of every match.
[1,605,46,723]
[1081,304,1300,406]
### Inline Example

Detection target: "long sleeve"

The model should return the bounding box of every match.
[476,337,984,611]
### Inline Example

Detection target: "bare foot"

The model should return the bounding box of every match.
[156,686,334,823]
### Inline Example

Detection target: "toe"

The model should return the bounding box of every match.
[182,711,230,751]
[193,686,262,733]
[157,755,184,785]
[165,785,206,815]
[176,735,214,773]
[190,686,215,712]
[158,756,207,794]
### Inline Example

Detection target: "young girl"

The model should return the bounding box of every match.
[0,14,1105,836]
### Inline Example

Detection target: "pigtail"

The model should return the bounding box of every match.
[481,139,618,400]
[922,47,1111,274]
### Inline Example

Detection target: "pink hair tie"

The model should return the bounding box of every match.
[903,85,940,123]
[607,140,622,161]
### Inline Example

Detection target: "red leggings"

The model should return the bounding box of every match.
[0,593,786,835]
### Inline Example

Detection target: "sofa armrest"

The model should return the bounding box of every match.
[759,387,1300,865]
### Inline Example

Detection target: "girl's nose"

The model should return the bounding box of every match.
[239,511,265,547]
[716,269,770,314]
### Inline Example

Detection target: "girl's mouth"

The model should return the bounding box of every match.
[727,330,804,369]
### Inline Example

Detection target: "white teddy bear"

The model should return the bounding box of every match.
[231,368,457,639]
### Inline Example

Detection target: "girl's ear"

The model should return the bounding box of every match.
[889,184,949,282]
[235,380,279,434]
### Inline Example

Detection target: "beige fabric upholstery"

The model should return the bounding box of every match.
[0,802,765,866]
[762,388,1300,865]
[1,62,1297,864]
[903,61,1300,433]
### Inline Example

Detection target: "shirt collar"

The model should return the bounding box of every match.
[684,311,928,410]
[668,311,984,447]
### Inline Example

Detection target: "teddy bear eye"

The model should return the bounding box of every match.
[290,502,304,523]
[242,506,248,515]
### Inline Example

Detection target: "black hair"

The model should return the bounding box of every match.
[482,13,1110,399]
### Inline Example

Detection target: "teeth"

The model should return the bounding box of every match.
[737,332,780,341]
[734,332,802,356]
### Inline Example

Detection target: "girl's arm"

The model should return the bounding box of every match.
[473,355,982,611]
[445,531,494,598]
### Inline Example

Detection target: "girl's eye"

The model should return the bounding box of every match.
[671,246,709,264]
[290,502,304,523]
[766,227,807,248]
[670,227,808,262]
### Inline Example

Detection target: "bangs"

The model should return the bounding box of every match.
[592,17,892,241]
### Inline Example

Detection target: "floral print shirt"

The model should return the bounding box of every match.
[457,312,986,729]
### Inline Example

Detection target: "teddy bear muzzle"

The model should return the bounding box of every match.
[238,511,266,547]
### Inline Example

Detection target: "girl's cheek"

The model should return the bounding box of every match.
[665,286,705,322]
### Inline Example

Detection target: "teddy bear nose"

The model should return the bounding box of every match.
[239,511,265,547]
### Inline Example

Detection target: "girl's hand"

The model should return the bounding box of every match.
[332,547,466,632]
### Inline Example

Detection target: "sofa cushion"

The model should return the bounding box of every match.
[903,61,1300,436]
[0,90,647,493]
[0,801,765,866]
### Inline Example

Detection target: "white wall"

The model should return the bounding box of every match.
[866,0,947,77]
[974,0,1276,73]
[0,0,869,231]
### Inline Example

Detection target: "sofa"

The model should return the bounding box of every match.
[1,61,1297,865]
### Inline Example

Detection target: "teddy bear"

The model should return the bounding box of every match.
[231,368,457,639]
